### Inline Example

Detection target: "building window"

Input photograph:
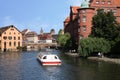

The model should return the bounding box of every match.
[113,8,117,14]
[8,36,12,40]
[107,8,111,12]
[4,42,6,47]
[18,42,20,47]
[82,10,86,13]
[3,36,7,40]
[102,0,105,4]
[18,37,20,40]
[96,0,99,4]
[82,26,86,32]
[80,35,83,40]
[14,37,16,40]
[11,28,14,30]
[82,16,86,22]
[14,42,16,46]
[108,0,111,4]
[9,42,11,46]
[14,32,16,34]
[4,32,6,34]
[78,19,80,23]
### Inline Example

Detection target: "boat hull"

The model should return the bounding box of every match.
[37,56,61,66]
[42,61,61,66]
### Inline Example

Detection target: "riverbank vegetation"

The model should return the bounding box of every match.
[78,9,120,57]
[78,37,111,57]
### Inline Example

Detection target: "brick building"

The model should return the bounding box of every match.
[64,0,120,49]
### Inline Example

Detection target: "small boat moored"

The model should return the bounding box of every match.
[37,53,61,66]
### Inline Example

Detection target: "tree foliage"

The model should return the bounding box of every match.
[90,9,120,41]
[90,9,120,54]
[78,37,111,57]
[57,30,72,50]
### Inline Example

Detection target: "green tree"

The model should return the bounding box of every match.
[90,9,119,41]
[57,29,64,44]
[90,9,120,54]
[57,30,72,51]
[111,31,120,53]
[64,33,72,50]
[78,37,110,57]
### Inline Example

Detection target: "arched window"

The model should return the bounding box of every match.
[4,42,6,48]
[14,37,16,40]
[18,37,20,40]
[14,42,16,46]
[9,42,11,46]
[18,42,20,46]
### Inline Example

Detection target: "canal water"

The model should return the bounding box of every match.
[0,50,120,80]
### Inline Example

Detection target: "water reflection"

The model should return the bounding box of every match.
[0,52,22,80]
[0,50,120,80]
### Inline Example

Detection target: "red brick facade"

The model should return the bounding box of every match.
[64,0,120,49]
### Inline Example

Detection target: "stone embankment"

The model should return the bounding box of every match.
[65,52,79,57]
[65,52,120,64]
[88,56,120,64]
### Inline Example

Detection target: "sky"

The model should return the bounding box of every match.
[0,0,85,34]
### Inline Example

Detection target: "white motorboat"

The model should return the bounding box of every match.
[37,53,61,66]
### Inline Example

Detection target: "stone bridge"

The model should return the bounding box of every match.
[23,43,58,50]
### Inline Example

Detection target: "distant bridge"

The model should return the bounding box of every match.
[23,42,59,49]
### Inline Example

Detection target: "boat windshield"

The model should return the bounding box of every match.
[55,56,58,59]
[43,56,47,59]
[42,55,59,60]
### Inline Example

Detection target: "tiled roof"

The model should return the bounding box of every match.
[38,33,53,40]
[0,26,10,34]
[0,25,21,35]
[71,6,80,14]
[26,31,37,37]
[22,29,30,35]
